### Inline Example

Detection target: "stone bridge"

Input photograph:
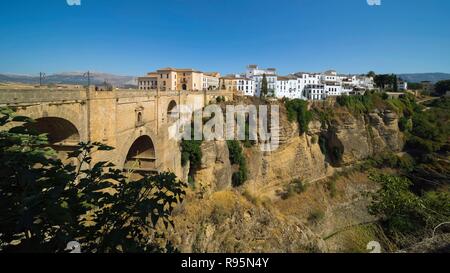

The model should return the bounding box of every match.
[0,88,233,178]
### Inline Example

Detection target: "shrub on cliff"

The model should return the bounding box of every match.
[285,99,312,135]
[336,93,380,114]
[181,139,202,168]
[227,140,248,187]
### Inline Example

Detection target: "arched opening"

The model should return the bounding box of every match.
[167,100,178,122]
[182,84,187,91]
[124,135,157,175]
[25,117,80,163]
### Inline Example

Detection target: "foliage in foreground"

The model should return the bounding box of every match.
[368,173,449,246]
[0,108,187,253]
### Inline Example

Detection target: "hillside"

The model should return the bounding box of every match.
[398,73,450,83]
[0,72,137,88]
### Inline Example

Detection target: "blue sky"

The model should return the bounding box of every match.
[0,0,449,76]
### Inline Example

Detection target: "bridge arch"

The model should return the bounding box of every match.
[167,100,178,123]
[123,135,157,176]
[25,117,81,162]
[30,117,80,144]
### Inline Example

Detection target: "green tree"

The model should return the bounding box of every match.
[0,108,187,253]
[261,73,268,98]
[408,82,423,91]
[369,173,449,235]
[434,80,450,96]
[393,74,399,92]
[367,71,376,78]
[227,140,248,187]
[374,74,389,90]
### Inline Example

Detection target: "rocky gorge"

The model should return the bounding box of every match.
[163,97,407,253]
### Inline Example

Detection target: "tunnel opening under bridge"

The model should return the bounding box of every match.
[26,117,81,161]
[124,135,157,177]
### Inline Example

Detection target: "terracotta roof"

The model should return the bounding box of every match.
[155,68,203,73]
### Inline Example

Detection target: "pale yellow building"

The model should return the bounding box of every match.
[203,72,220,90]
[219,75,254,96]
[219,76,240,92]
[138,68,205,91]
[138,72,158,90]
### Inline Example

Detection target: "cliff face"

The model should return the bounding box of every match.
[168,101,405,253]
[317,109,404,166]
[245,105,404,192]
[169,191,327,253]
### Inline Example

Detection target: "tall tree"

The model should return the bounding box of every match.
[261,74,268,98]
[392,74,399,92]
[367,71,376,78]
[434,80,450,96]
[374,74,389,90]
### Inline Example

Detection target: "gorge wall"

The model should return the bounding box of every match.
[166,99,405,253]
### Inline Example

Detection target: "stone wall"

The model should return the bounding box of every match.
[0,88,231,179]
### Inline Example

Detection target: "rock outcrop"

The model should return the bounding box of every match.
[193,141,232,195]
[169,191,327,253]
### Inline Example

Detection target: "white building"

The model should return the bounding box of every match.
[219,75,255,96]
[236,65,375,101]
[398,80,408,91]
[246,65,277,97]
[305,84,326,101]
[275,76,299,99]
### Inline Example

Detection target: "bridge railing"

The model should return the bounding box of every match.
[0,89,88,105]
[0,88,235,105]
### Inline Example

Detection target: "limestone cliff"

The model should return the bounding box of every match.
[169,191,327,253]
[244,102,404,194]
[168,100,405,253]
[193,141,232,195]
[316,108,404,166]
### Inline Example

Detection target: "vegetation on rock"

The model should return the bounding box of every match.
[285,99,313,135]
[227,140,248,187]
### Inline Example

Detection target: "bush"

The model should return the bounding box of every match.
[368,173,425,233]
[291,179,307,194]
[327,180,337,198]
[232,168,247,187]
[308,210,325,224]
[368,173,449,235]
[285,99,313,135]
[280,179,308,199]
[336,93,379,114]
[227,140,248,187]
[227,140,244,165]
[398,116,412,132]
[181,140,202,167]
[434,80,450,96]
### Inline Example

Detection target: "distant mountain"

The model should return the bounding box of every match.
[0,72,138,87]
[398,73,450,83]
